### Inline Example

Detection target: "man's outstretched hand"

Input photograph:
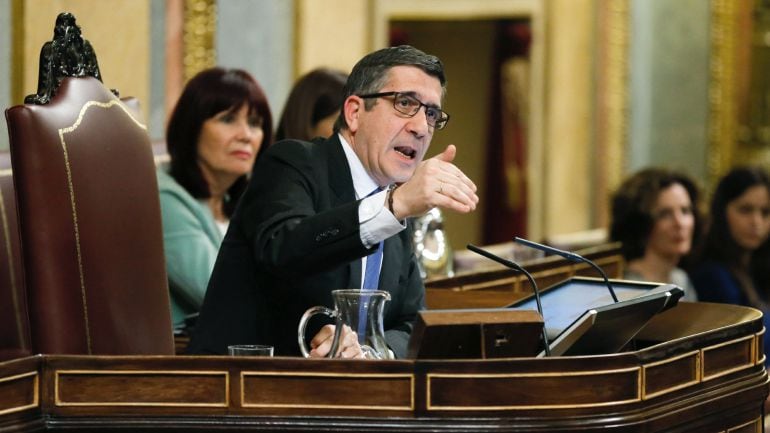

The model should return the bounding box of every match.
[390,144,478,220]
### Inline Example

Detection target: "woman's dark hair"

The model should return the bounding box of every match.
[698,166,770,290]
[275,68,348,141]
[610,168,701,262]
[166,67,273,217]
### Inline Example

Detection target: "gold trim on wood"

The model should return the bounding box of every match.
[726,418,762,433]
[529,264,579,281]
[641,350,701,400]
[603,0,629,192]
[522,265,588,280]
[58,100,148,354]
[0,371,38,416]
[10,0,24,105]
[183,0,216,82]
[240,371,415,411]
[594,0,630,228]
[708,0,740,187]
[292,0,302,79]
[54,369,229,407]
[462,276,520,292]
[756,328,765,365]
[426,367,641,410]
[594,255,623,270]
[701,334,755,381]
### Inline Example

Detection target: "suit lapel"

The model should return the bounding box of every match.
[320,135,361,288]
[378,235,401,293]
[324,134,356,204]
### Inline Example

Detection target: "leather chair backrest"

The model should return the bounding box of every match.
[5,76,174,355]
[0,168,31,359]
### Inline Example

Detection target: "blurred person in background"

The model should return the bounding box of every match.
[158,67,273,329]
[275,67,348,142]
[691,166,770,366]
[610,168,701,301]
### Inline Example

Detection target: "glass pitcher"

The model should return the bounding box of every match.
[297,289,393,359]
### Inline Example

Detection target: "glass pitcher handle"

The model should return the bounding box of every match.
[297,305,336,358]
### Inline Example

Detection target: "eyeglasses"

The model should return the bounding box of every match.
[357,91,450,130]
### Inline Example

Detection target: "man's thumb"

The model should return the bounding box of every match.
[436,144,456,162]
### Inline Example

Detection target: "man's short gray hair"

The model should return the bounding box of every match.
[334,45,446,132]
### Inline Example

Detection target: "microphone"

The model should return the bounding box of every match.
[514,237,619,303]
[467,244,551,356]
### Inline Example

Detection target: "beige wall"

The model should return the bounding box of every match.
[295,0,369,76]
[19,0,149,122]
[12,0,601,246]
[542,0,594,238]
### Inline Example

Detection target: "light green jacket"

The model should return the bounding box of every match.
[157,168,224,327]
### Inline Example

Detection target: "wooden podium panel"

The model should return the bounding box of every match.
[0,303,766,432]
[407,309,544,359]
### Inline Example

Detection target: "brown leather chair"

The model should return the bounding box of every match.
[5,76,174,355]
[0,167,31,360]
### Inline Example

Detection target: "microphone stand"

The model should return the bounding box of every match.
[467,244,551,356]
[514,237,619,303]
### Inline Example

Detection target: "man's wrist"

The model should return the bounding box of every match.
[387,184,400,218]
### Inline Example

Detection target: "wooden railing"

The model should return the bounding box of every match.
[0,303,766,432]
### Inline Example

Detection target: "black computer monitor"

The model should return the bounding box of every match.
[509,277,684,356]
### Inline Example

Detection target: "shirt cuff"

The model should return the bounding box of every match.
[359,190,406,248]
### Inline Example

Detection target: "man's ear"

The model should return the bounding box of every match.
[343,95,362,133]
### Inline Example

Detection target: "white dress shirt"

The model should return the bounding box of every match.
[339,133,406,288]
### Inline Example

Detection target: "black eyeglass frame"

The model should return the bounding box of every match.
[357,91,450,130]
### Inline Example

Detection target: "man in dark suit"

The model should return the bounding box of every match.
[188,45,478,358]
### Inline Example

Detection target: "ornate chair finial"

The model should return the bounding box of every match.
[25,12,116,105]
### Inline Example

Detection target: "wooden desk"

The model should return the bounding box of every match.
[426,243,625,309]
[0,302,766,432]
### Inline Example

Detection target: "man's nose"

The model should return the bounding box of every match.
[406,108,430,138]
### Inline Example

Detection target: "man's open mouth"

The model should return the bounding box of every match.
[395,146,416,159]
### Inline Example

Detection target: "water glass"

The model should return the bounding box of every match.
[227,344,274,357]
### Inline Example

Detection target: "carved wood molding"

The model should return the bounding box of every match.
[594,0,629,228]
[708,0,740,188]
[182,0,216,82]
